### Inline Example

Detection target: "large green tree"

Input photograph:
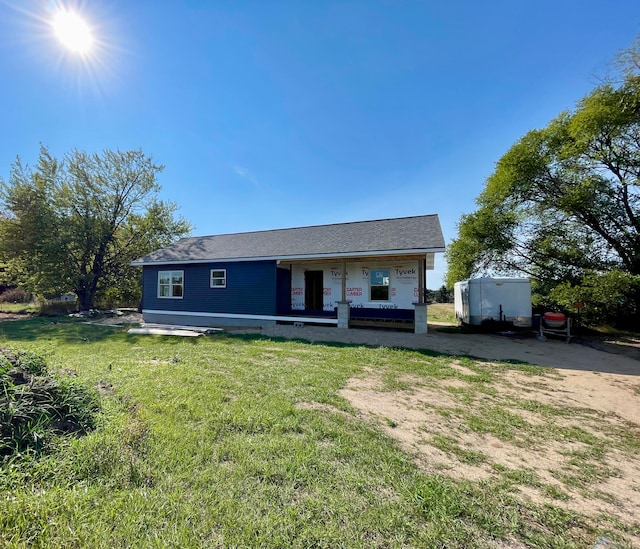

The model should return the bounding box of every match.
[446,41,640,325]
[0,147,192,309]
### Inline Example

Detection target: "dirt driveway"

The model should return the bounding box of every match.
[250,323,639,374]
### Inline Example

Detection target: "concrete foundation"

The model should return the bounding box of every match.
[142,311,276,329]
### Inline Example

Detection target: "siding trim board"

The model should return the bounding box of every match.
[142,309,339,325]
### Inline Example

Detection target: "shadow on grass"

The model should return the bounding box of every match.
[221,332,537,368]
[0,316,213,346]
[0,317,132,343]
[4,318,627,377]
[225,326,640,376]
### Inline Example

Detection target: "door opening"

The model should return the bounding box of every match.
[304,270,324,311]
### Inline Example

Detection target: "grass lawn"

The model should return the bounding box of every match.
[0,302,39,314]
[427,303,456,324]
[0,318,635,548]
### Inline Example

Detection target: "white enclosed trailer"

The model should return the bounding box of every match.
[454,278,532,327]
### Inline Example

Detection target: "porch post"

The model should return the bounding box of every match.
[414,257,428,333]
[414,303,428,334]
[337,301,351,329]
[341,261,347,301]
[418,258,425,304]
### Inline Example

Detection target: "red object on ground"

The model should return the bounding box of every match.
[543,312,566,328]
[544,312,566,322]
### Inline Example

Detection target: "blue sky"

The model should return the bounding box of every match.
[1,0,639,288]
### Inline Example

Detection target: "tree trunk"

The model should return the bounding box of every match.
[76,288,94,311]
[75,248,106,311]
[76,275,98,311]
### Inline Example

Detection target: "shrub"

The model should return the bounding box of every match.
[0,287,31,304]
[38,300,77,316]
[95,286,141,310]
[548,270,640,329]
[0,349,99,457]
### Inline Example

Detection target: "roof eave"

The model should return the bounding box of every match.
[130,247,446,267]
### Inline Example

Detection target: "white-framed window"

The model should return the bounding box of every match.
[370,269,390,301]
[158,270,184,298]
[210,269,227,288]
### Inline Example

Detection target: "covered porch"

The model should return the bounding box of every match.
[275,253,434,333]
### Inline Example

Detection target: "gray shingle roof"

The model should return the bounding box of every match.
[131,214,445,265]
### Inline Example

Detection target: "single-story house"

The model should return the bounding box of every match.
[131,214,445,333]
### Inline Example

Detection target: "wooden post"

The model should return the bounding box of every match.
[418,258,425,304]
[341,261,347,302]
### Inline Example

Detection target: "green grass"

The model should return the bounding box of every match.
[0,317,633,547]
[430,434,487,465]
[0,302,38,314]
[427,302,456,324]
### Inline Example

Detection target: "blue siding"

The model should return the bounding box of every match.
[276,267,291,314]
[143,261,277,315]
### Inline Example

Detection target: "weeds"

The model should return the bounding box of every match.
[0,349,99,457]
[0,288,31,304]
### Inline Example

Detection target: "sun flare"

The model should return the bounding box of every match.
[53,10,93,54]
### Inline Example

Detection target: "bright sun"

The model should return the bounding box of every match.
[53,10,93,54]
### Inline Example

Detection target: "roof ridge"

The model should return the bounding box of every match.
[188,214,440,239]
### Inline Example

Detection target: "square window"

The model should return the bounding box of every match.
[158,270,183,299]
[210,269,227,288]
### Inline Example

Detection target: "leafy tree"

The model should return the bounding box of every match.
[548,270,640,327]
[446,38,640,326]
[0,147,192,309]
[435,285,453,303]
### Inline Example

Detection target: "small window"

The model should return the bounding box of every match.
[370,269,390,301]
[158,270,183,298]
[210,269,227,288]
